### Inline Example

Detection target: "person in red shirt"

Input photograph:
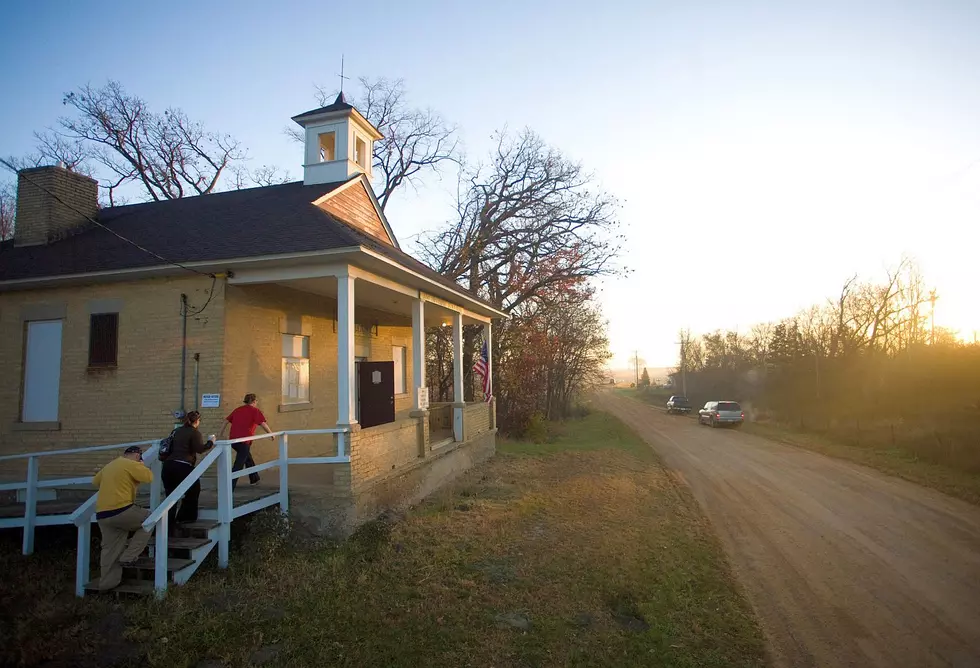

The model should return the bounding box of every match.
[218,393,272,490]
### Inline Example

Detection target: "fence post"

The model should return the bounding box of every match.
[154,514,169,598]
[75,520,91,597]
[216,445,233,569]
[22,456,39,555]
[278,433,289,515]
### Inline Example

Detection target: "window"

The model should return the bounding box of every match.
[88,313,119,367]
[22,320,62,422]
[318,132,336,162]
[392,346,407,395]
[281,334,310,404]
[354,135,368,169]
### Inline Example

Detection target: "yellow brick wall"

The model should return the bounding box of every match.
[221,283,415,464]
[0,275,225,479]
[465,401,492,438]
[349,418,421,487]
[0,276,419,484]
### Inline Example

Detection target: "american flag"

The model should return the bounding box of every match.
[473,341,492,402]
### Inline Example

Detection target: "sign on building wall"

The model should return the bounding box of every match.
[418,387,429,410]
[201,394,221,408]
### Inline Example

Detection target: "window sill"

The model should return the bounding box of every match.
[87,365,118,373]
[279,402,313,413]
[12,421,62,432]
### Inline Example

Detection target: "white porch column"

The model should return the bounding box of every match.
[412,298,426,412]
[337,273,357,426]
[452,311,464,403]
[485,320,493,400]
[452,311,464,441]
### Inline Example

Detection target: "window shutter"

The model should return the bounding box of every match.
[88,313,119,367]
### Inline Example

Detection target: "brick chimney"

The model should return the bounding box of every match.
[14,165,99,246]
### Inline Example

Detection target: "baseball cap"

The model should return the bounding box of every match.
[124,446,143,457]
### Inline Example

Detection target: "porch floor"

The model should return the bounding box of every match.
[0,485,276,520]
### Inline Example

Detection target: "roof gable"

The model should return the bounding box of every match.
[314,175,398,248]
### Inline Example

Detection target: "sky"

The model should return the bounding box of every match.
[1,0,978,368]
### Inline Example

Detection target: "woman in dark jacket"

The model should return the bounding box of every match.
[161,411,214,531]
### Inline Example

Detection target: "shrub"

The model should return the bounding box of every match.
[525,412,549,444]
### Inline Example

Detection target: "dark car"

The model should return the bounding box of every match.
[666,395,692,415]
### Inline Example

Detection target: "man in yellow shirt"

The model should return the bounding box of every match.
[92,445,154,590]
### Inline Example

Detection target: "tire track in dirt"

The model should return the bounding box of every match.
[593,391,980,668]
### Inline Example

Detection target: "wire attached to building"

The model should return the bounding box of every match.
[1,157,222,316]
[182,275,218,316]
[0,157,215,279]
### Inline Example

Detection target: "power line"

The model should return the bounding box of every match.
[0,157,214,279]
[182,275,218,317]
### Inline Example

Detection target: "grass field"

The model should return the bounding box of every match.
[0,411,767,668]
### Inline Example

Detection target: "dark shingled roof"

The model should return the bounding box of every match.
[0,179,489,308]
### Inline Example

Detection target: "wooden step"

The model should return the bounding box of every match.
[166,536,211,550]
[127,557,194,572]
[176,520,219,532]
[83,579,155,596]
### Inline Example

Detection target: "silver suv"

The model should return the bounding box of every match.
[698,401,744,428]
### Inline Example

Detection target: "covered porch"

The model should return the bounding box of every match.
[226,251,500,498]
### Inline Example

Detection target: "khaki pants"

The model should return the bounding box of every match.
[96,505,153,590]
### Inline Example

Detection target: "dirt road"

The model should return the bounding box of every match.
[594,391,980,668]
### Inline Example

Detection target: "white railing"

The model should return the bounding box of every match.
[68,428,350,598]
[0,439,159,555]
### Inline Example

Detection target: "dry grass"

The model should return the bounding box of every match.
[0,411,766,668]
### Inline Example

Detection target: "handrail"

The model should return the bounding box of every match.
[217,427,348,445]
[0,439,159,462]
[0,476,91,492]
[276,428,350,435]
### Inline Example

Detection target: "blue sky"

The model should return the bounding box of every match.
[2,0,978,368]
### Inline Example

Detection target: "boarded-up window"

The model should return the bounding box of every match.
[88,313,119,367]
[22,320,62,421]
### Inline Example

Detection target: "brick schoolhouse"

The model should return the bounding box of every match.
[0,93,504,535]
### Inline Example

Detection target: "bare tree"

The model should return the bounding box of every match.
[51,81,245,204]
[229,164,293,190]
[0,180,15,241]
[32,131,90,172]
[419,128,622,314]
[248,165,292,187]
[291,77,459,209]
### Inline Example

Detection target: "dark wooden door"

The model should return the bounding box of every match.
[358,361,395,428]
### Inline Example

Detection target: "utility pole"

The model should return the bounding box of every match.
[633,350,639,387]
[680,339,688,396]
[929,290,938,346]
